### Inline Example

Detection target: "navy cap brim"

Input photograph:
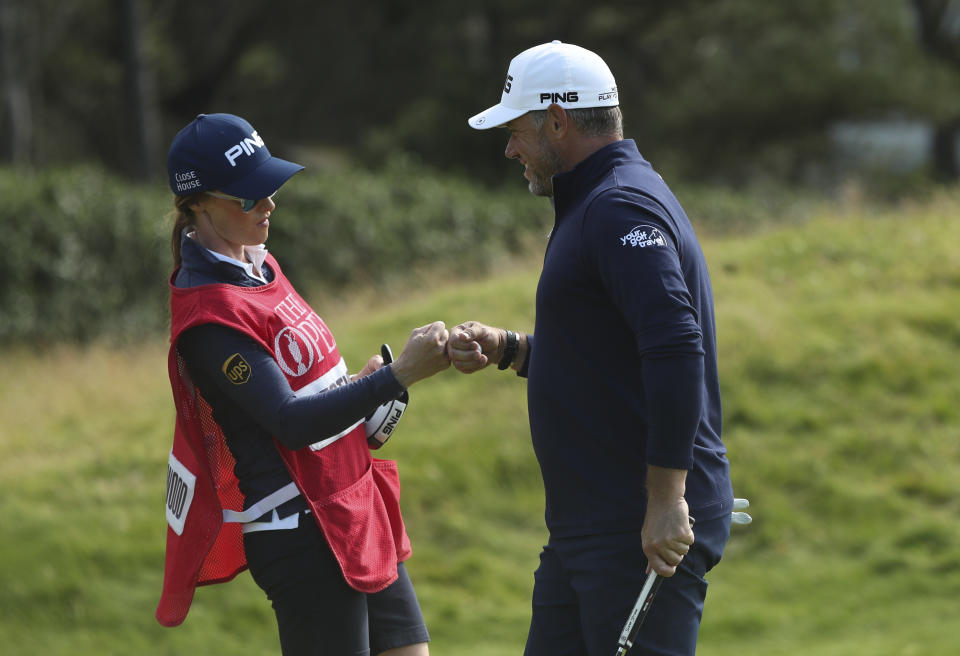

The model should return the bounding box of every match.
[219,156,305,200]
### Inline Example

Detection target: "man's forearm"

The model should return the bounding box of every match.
[645,464,687,503]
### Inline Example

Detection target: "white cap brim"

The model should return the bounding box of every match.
[468,103,530,130]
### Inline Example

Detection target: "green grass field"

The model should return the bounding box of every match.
[1,194,958,655]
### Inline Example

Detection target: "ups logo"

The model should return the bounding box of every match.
[222,353,252,385]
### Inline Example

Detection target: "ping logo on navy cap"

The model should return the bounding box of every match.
[223,130,266,167]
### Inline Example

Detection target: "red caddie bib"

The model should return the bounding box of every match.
[156,253,411,627]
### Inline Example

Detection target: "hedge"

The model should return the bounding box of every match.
[0,158,550,344]
[1,155,844,344]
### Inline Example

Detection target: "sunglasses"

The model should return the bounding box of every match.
[206,190,274,212]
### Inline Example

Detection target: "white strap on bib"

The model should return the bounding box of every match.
[240,508,302,534]
[307,418,362,451]
[222,481,301,524]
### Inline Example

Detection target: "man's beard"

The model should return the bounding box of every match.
[527,130,565,197]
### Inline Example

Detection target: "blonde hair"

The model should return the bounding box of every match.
[169,193,205,268]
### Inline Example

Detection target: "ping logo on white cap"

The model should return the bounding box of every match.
[540,91,579,104]
[224,131,266,167]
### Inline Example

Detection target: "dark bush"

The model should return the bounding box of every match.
[1,167,171,343]
[0,160,550,344]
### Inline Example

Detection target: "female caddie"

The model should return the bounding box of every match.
[155,113,447,656]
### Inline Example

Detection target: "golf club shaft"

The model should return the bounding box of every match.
[615,516,694,655]
[615,570,663,655]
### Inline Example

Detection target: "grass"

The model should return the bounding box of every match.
[1,191,958,655]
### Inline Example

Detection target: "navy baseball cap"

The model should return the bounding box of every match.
[167,113,304,199]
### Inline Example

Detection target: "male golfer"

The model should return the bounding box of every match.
[447,41,734,655]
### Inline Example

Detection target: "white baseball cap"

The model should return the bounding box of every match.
[468,40,619,130]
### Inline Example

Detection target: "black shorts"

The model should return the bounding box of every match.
[243,511,430,656]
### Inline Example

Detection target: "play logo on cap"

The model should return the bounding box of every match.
[166,113,304,199]
[468,40,618,130]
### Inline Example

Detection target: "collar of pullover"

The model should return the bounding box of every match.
[551,138,641,216]
[177,229,272,287]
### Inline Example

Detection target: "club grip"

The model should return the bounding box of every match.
[615,516,694,655]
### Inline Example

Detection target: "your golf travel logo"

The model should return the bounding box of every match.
[620,225,667,249]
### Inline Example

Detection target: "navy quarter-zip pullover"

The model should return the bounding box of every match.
[524,139,733,537]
